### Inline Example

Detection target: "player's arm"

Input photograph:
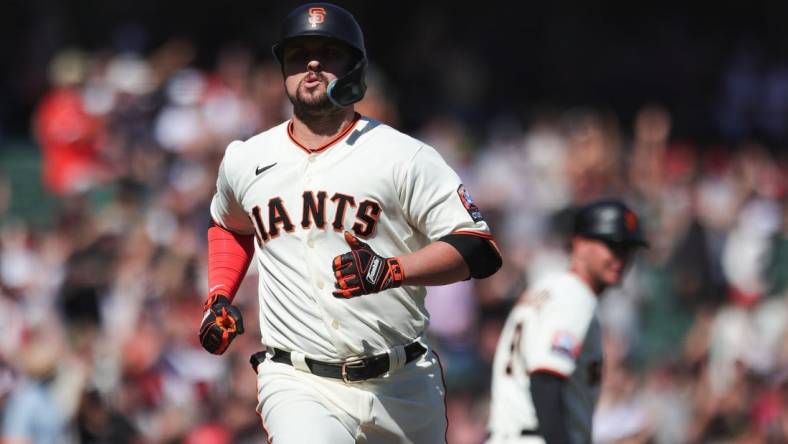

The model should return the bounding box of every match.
[331,142,502,298]
[331,231,500,298]
[330,210,503,298]
[200,143,256,354]
[530,371,570,444]
[523,285,596,443]
[200,222,255,354]
[394,230,502,285]
[396,239,469,285]
[399,143,502,283]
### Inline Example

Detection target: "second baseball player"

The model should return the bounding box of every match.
[486,199,648,443]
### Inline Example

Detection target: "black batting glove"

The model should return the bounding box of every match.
[332,231,405,298]
[199,294,244,354]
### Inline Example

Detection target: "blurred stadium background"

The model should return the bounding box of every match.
[0,1,787,443]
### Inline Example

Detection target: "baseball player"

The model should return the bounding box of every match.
[486,199,648,444]
[197,3,502,443]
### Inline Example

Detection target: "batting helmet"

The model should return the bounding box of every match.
[272,3,367,107]
[573,199,649,247]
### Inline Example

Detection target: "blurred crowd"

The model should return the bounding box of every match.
[0,38,786,444]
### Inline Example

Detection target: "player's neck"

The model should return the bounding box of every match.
[290,107,358,150]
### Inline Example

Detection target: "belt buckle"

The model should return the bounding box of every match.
[340,358,366,384]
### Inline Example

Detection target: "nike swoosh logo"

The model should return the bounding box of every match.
[255,163,277,175]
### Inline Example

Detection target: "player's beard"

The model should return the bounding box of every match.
[288,75,339,121]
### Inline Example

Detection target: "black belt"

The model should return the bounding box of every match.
[249,341,427,383]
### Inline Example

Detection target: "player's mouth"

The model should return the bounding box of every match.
[303,74,324,89]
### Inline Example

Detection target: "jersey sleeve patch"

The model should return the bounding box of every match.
[550,331,581,359]
[457,184,484,222]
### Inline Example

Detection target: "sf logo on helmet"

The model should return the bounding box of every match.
[308,7,326,28]
[624,210,638,232]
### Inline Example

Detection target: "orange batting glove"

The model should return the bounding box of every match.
[331,231,405,298]
[199,294,244,354]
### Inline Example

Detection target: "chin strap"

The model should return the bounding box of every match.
[327,58,368,107]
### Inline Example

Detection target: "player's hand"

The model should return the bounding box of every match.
[332,231,405,298]
[199,294,244,354]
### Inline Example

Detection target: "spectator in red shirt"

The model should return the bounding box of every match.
[33,49,105,195]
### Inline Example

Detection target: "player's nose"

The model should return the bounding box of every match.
[307,60,321,72]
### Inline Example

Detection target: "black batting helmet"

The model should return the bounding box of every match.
[272,3,367,107]
[573,199,649,247]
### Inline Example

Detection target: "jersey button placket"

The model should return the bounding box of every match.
[304,154,316,186]
[304,155,317,290]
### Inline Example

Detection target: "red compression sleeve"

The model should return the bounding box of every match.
[207,223,255,303]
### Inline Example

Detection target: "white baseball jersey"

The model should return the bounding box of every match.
[487,271,603,444]
[210,114,493,362]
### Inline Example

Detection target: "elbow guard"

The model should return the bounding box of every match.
[438,232,502,279]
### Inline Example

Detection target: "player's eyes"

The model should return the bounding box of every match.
[284,46,348,67]
[284,49,307,63]
[324,47,342,58]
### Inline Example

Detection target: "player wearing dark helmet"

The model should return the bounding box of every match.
[569,199,648,292]
[272,3,368,108]
[487,199,648,444]
[198,3,502,443]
